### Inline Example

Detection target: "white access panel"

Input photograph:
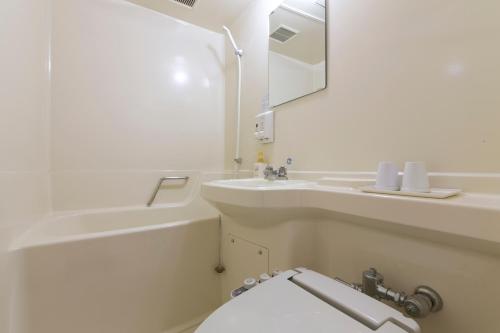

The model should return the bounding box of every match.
[221,234,269,301]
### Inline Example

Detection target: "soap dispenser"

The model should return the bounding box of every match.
[254,152,268,178]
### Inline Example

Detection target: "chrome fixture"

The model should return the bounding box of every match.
[335,267,443,318]
[277,166,288,180]
[147,176,189,207]
[264,165,288,180]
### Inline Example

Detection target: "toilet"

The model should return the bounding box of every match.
[196,268,421,333]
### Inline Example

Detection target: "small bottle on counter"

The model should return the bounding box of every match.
[254,151,268,178]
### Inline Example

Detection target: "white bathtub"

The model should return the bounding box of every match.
[9,199,222,333]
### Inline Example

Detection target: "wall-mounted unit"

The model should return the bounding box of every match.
[255,111,274,144]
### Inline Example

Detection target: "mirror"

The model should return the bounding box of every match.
[268,0,327,107]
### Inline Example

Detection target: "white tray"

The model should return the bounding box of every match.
[359,186,461,199]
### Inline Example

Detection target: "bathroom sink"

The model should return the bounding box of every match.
[201,178,315,212]
[212,178,313,189]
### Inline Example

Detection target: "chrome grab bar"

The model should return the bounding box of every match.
[147,176,189,207]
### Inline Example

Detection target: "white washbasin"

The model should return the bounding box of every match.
[210,178,313,189]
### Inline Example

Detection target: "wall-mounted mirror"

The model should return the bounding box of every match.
[268,0,327,107]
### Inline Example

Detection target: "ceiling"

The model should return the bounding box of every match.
[126,0,257,32]
[281,0,325,21]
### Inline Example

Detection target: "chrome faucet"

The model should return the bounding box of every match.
[264,165,288,180]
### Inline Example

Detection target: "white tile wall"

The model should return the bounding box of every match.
[47,0,226,210]
[50,0,225,171]
[0,0,51,331]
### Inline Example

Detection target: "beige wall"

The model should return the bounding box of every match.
[50,0,226,210]
[226,0,500,173]
[0,0,51,331]
[222,2,500,332]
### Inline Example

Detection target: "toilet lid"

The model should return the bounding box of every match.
[196,269,420,333]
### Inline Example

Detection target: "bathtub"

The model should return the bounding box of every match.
[9,199,222,333]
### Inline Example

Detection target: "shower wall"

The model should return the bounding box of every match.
[50,0,226,210]
[0,0,51,331]
[1,0,227,330]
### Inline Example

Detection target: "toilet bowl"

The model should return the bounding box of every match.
[196,268,420,333]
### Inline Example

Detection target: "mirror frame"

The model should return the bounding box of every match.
[268,0,328,108]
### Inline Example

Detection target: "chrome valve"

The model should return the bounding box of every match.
[338,267,443,319]
[404,286,444,318]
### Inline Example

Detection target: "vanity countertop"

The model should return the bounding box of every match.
[202,178,500,246]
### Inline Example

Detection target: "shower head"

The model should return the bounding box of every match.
[222,25,243,57]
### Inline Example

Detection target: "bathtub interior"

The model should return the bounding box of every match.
[9,198,223,333]
[11,198,220,250]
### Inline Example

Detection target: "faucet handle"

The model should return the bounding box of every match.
[277,166,288,180]
[264,166,275,178]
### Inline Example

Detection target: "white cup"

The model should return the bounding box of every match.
[375,162,400,191]
[401,162,430,193]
